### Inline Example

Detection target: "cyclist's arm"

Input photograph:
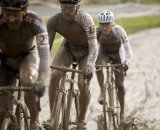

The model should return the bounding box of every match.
[47,16,57,51]
[114,25,132,63]
[36,32,50,86]
[75,11,98,69]
[26,12,50,86]
[32,15,50,86]
[119,43,125,63]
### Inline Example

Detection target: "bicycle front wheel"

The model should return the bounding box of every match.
[51,92,65,130]
[21,102,30,130]
[64,89,79,130]
[102,83,114,130]
[106,85,120,130]
[112,87,120,129]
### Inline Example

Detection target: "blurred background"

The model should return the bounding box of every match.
[31,0,160,4]
[28,0,160,55]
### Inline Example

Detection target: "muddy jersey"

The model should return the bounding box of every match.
[0,10,47,57]
[97,25,132,63]
[0,10,50,85]
[47,9,98,67]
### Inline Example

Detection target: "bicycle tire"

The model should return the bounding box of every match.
[100,64,121,130]
[112,87,120,129]
[64,64,79,130]
[111,69,120,130]
[102,82,108,130]
[107,84,114,130]
[51,92,64,130]
[14,102,30,130]
[64,88,79,130]
[102,82,114,130]
[64,89,72,130]
[107,78,120,130]
[21,102,30,130]
[1,118,13,130]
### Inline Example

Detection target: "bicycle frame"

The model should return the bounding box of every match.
[96,63,122,130]
[0,84,32,130]
[49,64,83,130]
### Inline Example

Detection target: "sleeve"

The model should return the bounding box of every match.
[26,12,50,86]
[36,29,50,87]
[47,16,57,51]
[119,43,125,63]
[116,25,132,63]
[76,11,98,69]
[25,11,47,35]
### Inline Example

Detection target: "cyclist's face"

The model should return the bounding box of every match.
[61,4,80,21]
[100,23,112,36]
[2,8,26,30]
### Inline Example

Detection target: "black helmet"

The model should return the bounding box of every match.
[0,0,29,10]
[59,0,81,4]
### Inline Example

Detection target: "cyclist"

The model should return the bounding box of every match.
[96,10,132,122]
[0,0,50,129]
[47,0,98,129]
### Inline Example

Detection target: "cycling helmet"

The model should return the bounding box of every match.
[98,10,114,23]
[59,0,81,4]
[0,0,29,10]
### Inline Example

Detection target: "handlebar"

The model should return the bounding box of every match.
[50,65,83,74]
[95,63,122,68]
[95,63,127,76]
[0,87,32,91]
[50,65,91,86]
[0,86,41,111]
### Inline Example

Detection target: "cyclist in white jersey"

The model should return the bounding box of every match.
[96,10,132,122]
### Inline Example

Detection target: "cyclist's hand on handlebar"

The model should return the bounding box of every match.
[83,64,93,80]
[33,80,45,97]
[123,61,129,71]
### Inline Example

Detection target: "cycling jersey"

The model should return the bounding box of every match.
[47,9,98,67]
[0,10,50,85]
[97,24,132,63]
[0,10,46,56]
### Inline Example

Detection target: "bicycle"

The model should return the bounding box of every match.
[44,63,83,130]
[96,62,123,130]
[0,80,41,130]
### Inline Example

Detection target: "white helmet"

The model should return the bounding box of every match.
[98,10,114,23]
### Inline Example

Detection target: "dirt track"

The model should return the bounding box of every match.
[124,27,160,130]
[40,28,160,130]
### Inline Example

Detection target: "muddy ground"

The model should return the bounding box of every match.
[40,28,160,130]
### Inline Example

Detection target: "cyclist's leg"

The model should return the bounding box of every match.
[0,63,17,127]
[77,55,91,128]
[49,42,74,112]
[95,49,109,104]
[19,47,40,130]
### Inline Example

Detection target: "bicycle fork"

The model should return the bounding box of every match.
[66,62,80,128]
